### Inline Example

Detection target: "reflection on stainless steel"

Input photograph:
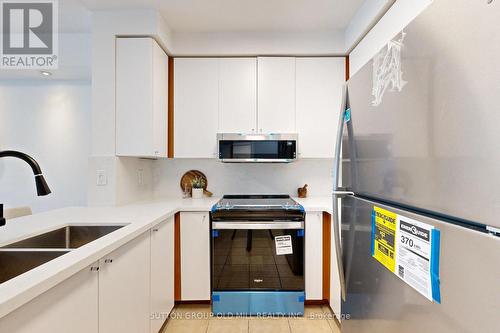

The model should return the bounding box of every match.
[340,0,500,332]
[0,250,69,284]
[1,225,125,249]
[346,0,500,228]
[341,196,500,333]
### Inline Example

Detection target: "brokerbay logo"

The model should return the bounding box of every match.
[1,0,58,69]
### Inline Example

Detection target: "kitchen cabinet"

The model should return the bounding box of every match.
[219,58,257,133]
[180,212,211,300]
[174,58,219,158]
[296,57,345,158]
[150,217,175,333]
[305,211,323,300]
[99,231,151,333]
[116,37,168,158]
[257,57,296,133]
[0,263,99,333]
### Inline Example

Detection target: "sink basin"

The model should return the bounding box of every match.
[2,225,125,249]
[0,249,70,284]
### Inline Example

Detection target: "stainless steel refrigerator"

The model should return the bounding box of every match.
[332,0,500,332]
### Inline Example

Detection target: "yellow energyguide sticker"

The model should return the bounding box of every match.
[372,206,397,272]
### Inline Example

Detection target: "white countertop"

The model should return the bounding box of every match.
[0,195,331,319]
[294,196,333,213]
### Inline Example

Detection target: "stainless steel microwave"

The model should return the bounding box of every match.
[217,133,298,163]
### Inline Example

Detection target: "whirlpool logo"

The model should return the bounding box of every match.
[1,0,58,69]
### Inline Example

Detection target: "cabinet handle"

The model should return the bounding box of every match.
[104,259,113,264]
[90,266,99,272]
[152,228,159,232]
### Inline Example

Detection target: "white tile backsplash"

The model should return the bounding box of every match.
[152,158,333,198]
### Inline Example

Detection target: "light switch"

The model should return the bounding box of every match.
[96,170,107,186]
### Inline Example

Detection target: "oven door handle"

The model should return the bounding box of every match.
[212,221,304,230]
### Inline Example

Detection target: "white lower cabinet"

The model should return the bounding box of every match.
[99,231,151,333]
[0,221,178,333]
[305,212,323,300]
[150,217,175,333]
[0,263,99,333]
[180,212,211,301]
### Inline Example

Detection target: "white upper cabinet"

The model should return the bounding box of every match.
[257,57,296,133]
[219,58,257,133]
[174,58,219,158]
[116,37,168,158]
[296,57,345,158]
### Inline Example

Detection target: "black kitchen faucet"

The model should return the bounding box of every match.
[0,150,51,226]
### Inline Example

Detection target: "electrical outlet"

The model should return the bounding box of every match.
[137,169,144,186]
[96,170,107,186]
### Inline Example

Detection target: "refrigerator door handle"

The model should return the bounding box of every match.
[333,188,354,197]
[332,84,348,301]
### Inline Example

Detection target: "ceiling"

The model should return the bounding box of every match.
[77,0,365,33]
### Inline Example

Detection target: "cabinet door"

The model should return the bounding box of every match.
[219,58,257,133]
[0,264,99,333]
[150,217,175,333]
[257,57,296,133]
[116,38,164,157]
[305,212,323,300]
[296,57,345,158]
[99,231,151,333]
[174,58,219,158]
[152,41,169,158]
[180,212,210,300]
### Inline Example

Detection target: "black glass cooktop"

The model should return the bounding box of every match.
[211,195,305,222]
[214,195,302,211]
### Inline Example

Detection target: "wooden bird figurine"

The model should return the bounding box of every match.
[298,184,308,198]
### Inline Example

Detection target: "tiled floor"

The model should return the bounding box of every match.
[162,305,341,333]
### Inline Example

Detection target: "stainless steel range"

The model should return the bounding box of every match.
[210,195,305,316]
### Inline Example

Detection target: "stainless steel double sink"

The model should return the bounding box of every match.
[0,225,125,284]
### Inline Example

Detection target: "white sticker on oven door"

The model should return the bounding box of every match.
[275,235,293,255]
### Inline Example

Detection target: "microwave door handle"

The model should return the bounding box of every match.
[332,84,351,302]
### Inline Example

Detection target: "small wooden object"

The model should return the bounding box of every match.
[180,170,213,197]
[298,184,308,198]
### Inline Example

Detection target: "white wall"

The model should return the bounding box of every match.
[152,159,333,198]
[349,0,433,75]
[344,0,395,52]
[172,30,345,56]
[89,10,172,206]
[0,81,91,213]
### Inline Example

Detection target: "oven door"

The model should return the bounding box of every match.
[211,221,305,315]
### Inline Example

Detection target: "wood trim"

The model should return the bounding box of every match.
[305,300,329,306]
[167,56,174,158]
[174,212,181,301]
[345,56,350,81]
[175,300,211,305]
[322,212,332,301]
